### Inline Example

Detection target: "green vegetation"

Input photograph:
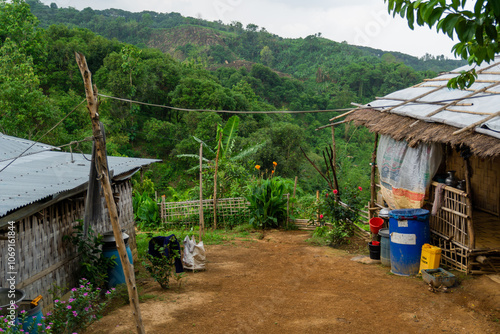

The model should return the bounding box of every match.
[0,1,466,221]
[387,0,500,89]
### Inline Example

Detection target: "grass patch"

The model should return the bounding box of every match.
[136,224,257,258]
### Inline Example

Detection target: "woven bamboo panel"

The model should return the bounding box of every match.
[447,150,499,215]
[430,232,469,272]
[160,197,250,226]
[0,180,136,310]
[429,183,469,247]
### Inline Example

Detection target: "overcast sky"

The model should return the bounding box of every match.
[41,0,459,59]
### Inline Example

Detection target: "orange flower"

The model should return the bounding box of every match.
[273,161,277,167]
[271,170,275,174]
[255,165,261,170]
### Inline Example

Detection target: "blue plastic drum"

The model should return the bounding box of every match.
[102,231,134,287]
[389,209,430,276]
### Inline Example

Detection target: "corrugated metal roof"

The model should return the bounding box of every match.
[362,56,500,139]
[0,149,160,218]
[0,132,58,161]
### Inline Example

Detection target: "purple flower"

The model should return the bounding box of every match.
[72,311,78,317]
[67,305,72,310]
[71,288,77,292]
[54,299,59,303]
[83,293,88,297]
[69,298,75,302]
[20,310,26,314]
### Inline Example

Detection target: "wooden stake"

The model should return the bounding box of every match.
[331,126,336,170]
[199,143,204,240]
[316,190,320,222]
[293,176,298,199]
[369,133,379,220]
[464,157,475,249]
[75,52,145,334]
[213,132,222,230]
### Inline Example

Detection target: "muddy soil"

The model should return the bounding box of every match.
[85,230,500,334]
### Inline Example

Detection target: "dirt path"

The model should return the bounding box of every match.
[85,230,500,333]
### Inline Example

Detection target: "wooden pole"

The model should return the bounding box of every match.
[464,157,475,249]
[213,132,222,230]
[75,52,146,334]
[316,190,320,222]
[331,126,336,169]
[293,176,298,199]
[199,143,204,240]
[369,133,379,220]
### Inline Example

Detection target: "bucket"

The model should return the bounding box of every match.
[103,231,133,288]
[368,242,380,260]
[369,217,384,234]
[389,209,430,276]
[17,299,43,333]
[0,288,25,317]
[378,228,391,267]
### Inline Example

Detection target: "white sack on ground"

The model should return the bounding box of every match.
[182,235,206,270]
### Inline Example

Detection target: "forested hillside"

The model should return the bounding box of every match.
[1,1,464,206]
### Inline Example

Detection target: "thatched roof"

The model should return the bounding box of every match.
[343,56,500,158]
[346,109,500,158]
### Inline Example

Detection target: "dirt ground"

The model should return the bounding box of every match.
[85,230,500,334]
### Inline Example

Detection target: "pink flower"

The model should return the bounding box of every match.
[319,214,324,219]
[67,305,72,310]
[358,186,363,191]
[325,193,328,197]
[333,189,338,194]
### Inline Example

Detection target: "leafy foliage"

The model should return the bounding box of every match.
[63,223,116,288]
[386,0,500,88]
[132,191,160,230]
[246,170,289,229]
[142,239,180,289]
[45,278,116,334]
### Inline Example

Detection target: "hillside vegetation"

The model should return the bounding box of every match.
[1,1,465,210]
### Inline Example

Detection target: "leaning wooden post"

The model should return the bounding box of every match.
[75,52,146,334]
[213,132,222,230]
[369,133,379,220]
[199,143,204,240]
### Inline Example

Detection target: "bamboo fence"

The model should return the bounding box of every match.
[159,197,250,228]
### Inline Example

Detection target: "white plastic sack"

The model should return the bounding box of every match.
[182,235,206,270]
[377,135,442,209]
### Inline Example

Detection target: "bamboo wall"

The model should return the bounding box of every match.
[0,180,135,309]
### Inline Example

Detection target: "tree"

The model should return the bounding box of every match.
[260,46,274,67]
[386,0,500,88]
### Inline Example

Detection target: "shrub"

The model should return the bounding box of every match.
[142,239,180,289]
[64,223,115,288]
[246,175,288,229]
[133,191,160,230]
[45,278,115,333]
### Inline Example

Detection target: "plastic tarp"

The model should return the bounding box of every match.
[377,135,442,209]
[182,236,206,270]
